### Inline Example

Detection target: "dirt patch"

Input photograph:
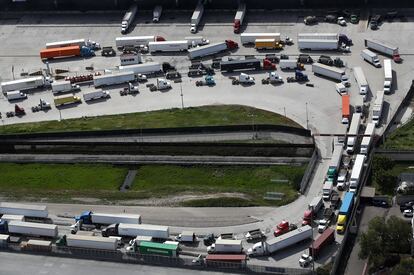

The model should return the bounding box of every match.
[71,197,102,203]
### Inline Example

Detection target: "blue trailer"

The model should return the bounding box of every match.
[336,192,355,233]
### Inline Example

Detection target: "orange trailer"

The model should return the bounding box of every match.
[40,45,81,59]
[342,95,350,124]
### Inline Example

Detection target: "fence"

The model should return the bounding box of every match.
[299,149,319,194]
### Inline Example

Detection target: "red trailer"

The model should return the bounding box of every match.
[205,254,247,268]
[309,228,335,258]
[40,45,80,60]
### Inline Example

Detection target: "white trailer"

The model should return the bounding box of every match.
[6,91,27,101]
[120,52,142,66]
[328,144,343,179]
[121,4,137,34]
[66,234,118,250]
[360,123,375,155]
[0,214,24,222]
[312,63,349,84]
[0,203,48,218]
[46,39,86,49]
[233,3,246,33]
[372,90,384,126]
[279,60,298,70]
[383,59,392,94]
[83,90,110,102]
[346,113,362,153]
[93,71,135,87]
[298,39,339,51]
[323,181,333,200]
[102,223,169,239]
[119,62,161,75]
[188,42,227,59]
[51,81,80,94]
[185,36,209,47]
[148,41,188,52]
[241,33,281,45]
[353,67,369,97]
[364,39,400,61]
[349,154,365,192]
[175,231,196,243]
[207,239,243,254]
[1,76,52,93]
[360,49,381,68]
[190,2,204,33]
[248,226,312,256]
[115,36,158,48]
[7,221,58,238]
[152,5,162,23]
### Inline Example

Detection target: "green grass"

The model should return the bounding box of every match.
[0,105,301,135]
[383,119,414,149]
[372,161,414,196]
[182,198,257,207]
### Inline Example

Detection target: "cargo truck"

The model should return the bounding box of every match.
[115,36,165,49]
[152,5,162,23]
[353,67,370,98]
[349,154,365,193]
[126,236,153,252]
[0,221,58,238]
[233,3,246,33]
[221,58,275,72]
[383,59,392,94]
[119,62,162,75]
[54,94,82,107]
[102,223,169,239]
[121,4,137,34]
[94,71,135,87]
[372,90,384,126]
[6,91,27,101]
[327,144,344,181]
[254,39,283,50]
[360,49,381,68]
[360,123,375,155]
[364,38,402,63]
[190,2,204,33]
[185,36,209,47]
[248,226,312,256]
[1,76,52,93]
[188,40,238,59]
[0,202,48,218]
[75,211,141,227]
[175,231,197,243]
[139,241,179,257]
[241,33,281,45]
[346,113,362,153]
[279,60,302,70]
[148,41,188,52]
[312,63,350,86]
[302,196,324,226]
[83,90,110,102]
[342,94,350,124]
[322,181,333,201]
[51,81,80,94]
[207,239,243,254]
[40,45,95,60]
[57,234,118,250]
[309,228,335,258]
[336,192,355,234]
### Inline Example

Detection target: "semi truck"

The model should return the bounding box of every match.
[342,94,350,124]
[148,41,188,52]
[83,90,110,102]
[349,154,365,193]
[279,60,301,70]
[188,40,238,59]
[1,76,52,93]
[383,59,392,94]
[175,231,197,243]
[364,38,402,63]
[119,62,162,75]
[346,113,362,153]
[190,2,204,33]
[360,123,375,155]
[254,39,283,50]
[101,223,169,239]
[40,45,95,60]
[220,58,275,72]
[360,49,381,68]
[309,228,335,258]
[0,221,58,238]
[353,67,370,98]
[51,81,80,94]
[121,3,138,34]
[94,71,135,87]
[248,226,312,256]
[302,196,324,226]
[241,33,281,45]
[139,241,179,257]
[322,181,333,201]
[6,91,27,101]
[75,211,141,227]
[46,39,100,50]
[0,202,48,218]
[327,144,344,181]
[54,94,82,107]
[372,90,385,126]
[233,3,246,33]
[207,239,243,254]
[312,63,349,86]
[115,36,165,49]
[57,234,119,250]
[336,192,355,234]
[152,5,162,23]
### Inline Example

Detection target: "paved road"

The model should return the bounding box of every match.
[0,251,238,275]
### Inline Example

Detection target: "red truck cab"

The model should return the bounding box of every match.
[274,220,289,236]
[263,59,276,70]
[302,210,313,226]
[393,54,402,63]
[225,40,239,50]
[234,20,241,34]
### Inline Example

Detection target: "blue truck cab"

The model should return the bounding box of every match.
[75,211,93,224]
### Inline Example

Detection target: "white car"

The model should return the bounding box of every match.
[299,253,313,267]
[403,209,413,217]
[318,219,329,233]
[137,74,147,82]
[337,17,347,26]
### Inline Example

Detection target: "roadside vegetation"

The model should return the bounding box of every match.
[382,118,414,149]
[0,105,301,134]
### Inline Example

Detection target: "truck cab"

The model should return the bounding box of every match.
[336,215,346,234]
[156,78,171,90]
[274,220,296,236]
[247,242,265,256]
[239,73,255,84]
[75,211,93,224]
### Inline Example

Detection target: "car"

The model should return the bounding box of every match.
[342,156,352,169]
[299,254,313,267]
[304,16,317,25]
[403,209,413,218]
[337,17,347,26]
[337,169,348,185]
[324,14,337,23]
[350,14,359,24]
[400,201,414,212]
[372,198,390,208]
[370,14,382,30]
[318,219,329,233]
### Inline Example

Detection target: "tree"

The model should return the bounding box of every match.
[392,257,414,275]
[375,170,398,194]
[373,156,395,171]
[386,216,412,254]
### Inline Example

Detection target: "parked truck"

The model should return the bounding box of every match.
[0,221,58,238]
[46,39,86,49]
[342,94,350,124]
[346,113,362,153]
[188,40,238,59]
[364,38,402,63]
[75,211,141,228]
[83,90,110,102]
[54,94,82,107]
[207,239,243,254]
[241,33,281,45]
[248,226,312,256]
[221,58,275,72]
[40,45,95,60]
[254,39,283,50]
[233,3,246,33]
[101,223,169,239]
[309,228,335,258]
[349,154,365,193]
[57,234,118,250]
[6,91,27,101]
[1,76,52,93]
[190,2,204,33]
[298,33,350,51]
[360,49,381,68]
[0,203,48,218]
[353,67,370,98]
[245,229,265,241]
[327,144,344,181]
[360,123,375,155]
[94,71,135,87]
[322,181,333,201]
[175,231,197,243]
[149,41,188,53]
[336,192,355,234]
[51,81,80,94]
[119,62,162,75]
[152,5,162,22]
[302,196,324,226]
[274,220,297,236]
[383,59,392,94]
[372,90,384,126]
[312,63,350,86]
[279,60,303,70]
[115,36,165,49]
[121,4,137,34]
[298,33,352,45]
[139,241,179,257]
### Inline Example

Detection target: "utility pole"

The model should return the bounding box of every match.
[180,83,184,109]
[306,102,309,129]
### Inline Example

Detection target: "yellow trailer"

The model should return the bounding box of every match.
[54,94,81,107]
[254,39,283,50]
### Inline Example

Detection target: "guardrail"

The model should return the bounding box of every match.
[299,149,319,194]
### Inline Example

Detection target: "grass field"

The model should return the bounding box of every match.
[372,161,414,196]
[0,105,301,134]
[383,119,414,149]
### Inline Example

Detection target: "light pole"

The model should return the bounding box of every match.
[180,83,184,109]
[305,102,309,130]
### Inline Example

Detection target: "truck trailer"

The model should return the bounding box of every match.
[0,221,58,238]
[349,154,365,193]
[372,90,384,126]
[190,2,204,33]
[360,123,375,155]
[342,94,350,124]
[139,241,179,257]
[54,95,82,107]
[1,76,52,93]
[0,203,48,218]
[360,49,381,68]
[207,239,243,254]
[119,62,162,75]
[115,36,165,49]
[364,38,402,63]
[51,81,80,94]
[241,33,281,45]
[75,211,141,227]
[40,45,94,60]
[312,63,349,85]
[46,39,86,49]
[233,3,246,33]
[149,41,188,52]
[383,59,392,94]
[221,58,275,72]
[336,192,355,234]
[102,223,169,239]
[309,228,335,258]
[327,144,344,181]
[188,40,238,59]
[64,234,119,250]
[353,66,370,97]
[6,91,27,101]
[83,90,110,102]
[346,113,362,153]
[121,4,137,34]
[94,71,135,87]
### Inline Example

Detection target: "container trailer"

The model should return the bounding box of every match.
[75,211,141,227]
[342,94,350,124]
[309,228,335,258]
[115,36,165,49]
[54,95,82,107]
[46,39,86,49]
[241,33,281,45]
[372,90,384,126]
[148,41,188,52]
[233,3,246,33]
[312,63,349,85]
[349,154,365,193]
[102,223,169,239]
[360,123,375,155]
[190,2,204,33]
[119,62,162,75]
[207,239,243,254]
[353,66,370,97]
[83,90,110,102]
[40,45,94,59]
[93,71,135,87]
[0,203,48,218]
[139,241,179,257]
[1,76,52,93]
[346,113,362,153]
[0,221,58,238]
[383,59,392,94]
[6,91,27,101]
[121,4,137,34]
[364,38,402,63]
[336,192,355,233]
[188,40,238,59]
[360,49,381,68]
[51,81,80,94]
[327,144,344,181]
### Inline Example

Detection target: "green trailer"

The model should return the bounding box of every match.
[138,241,178,257]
